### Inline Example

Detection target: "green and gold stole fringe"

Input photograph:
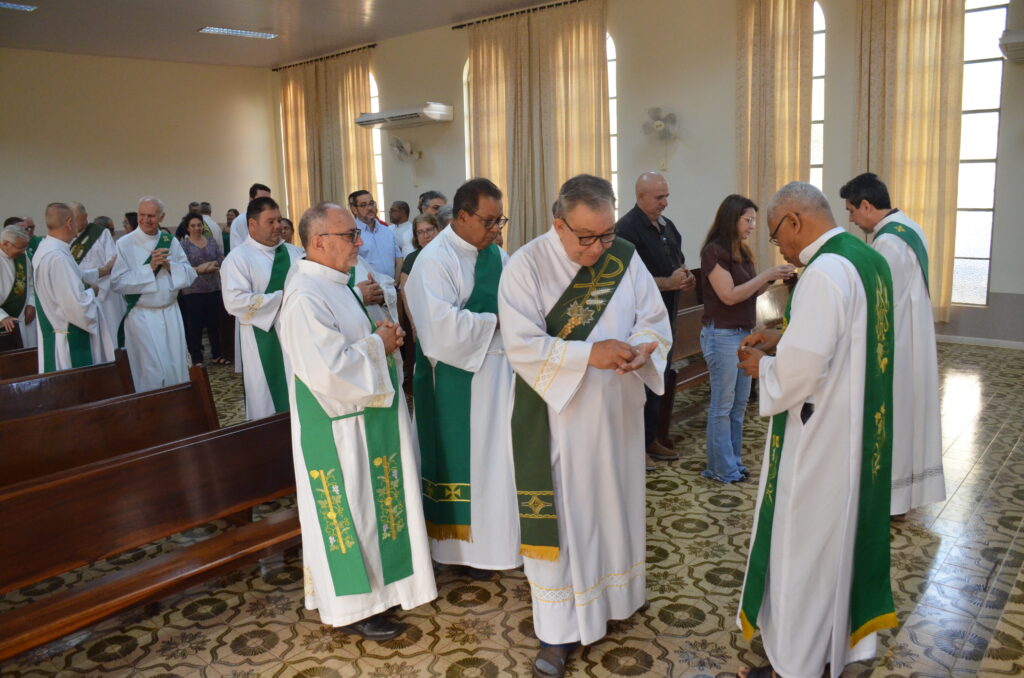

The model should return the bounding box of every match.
[70,223,105,264]
[251,244,292,413]
[118,230,173,348]
[416,244,503,542]
[26,236,43,261]
[37,290,93,373]
[875,222,930,294]
[739,231,897,647]
[1,253,28,318]
[510,238,635,561]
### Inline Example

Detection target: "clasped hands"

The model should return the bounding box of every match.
[667,266,696,292]
[374,319,405,354]
[589,339,659,375]
[149,248,170,272]
[736,329,782,379]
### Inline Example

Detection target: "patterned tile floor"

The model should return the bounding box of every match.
[2,342,1022,677]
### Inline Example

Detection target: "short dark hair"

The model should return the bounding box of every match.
[188,201,200,210]
[839,172,892,211]
[200,201,212,215]
[556,174,615,218]
[248,183,272,199]
[348,190,371,206]
[452,179,502,220]
[418,190,447,212]
[3,216,24,227]
[246,196,279,223]
[124,212,138,229]
[390,201,410,220]
[280,217,294,229]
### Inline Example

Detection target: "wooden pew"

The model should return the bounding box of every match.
[0,349,134,421]
[0,365,219,488]
[0,413,298,662]
[0,348,36,380]
[0,329,23,352]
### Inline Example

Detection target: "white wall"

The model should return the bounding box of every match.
[0,48,281,228]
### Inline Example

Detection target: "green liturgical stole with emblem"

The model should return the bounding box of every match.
[415,244,503,542]
[69,223,105,264]
[740,231,897,648]
[37,283,93,373]
[26,236,43,262]
[510,238,635,561]
[1,253,29,319]
[875,221,930,294]
[251,244,292,413]
[118,230,173,348]
[294,284,413,596]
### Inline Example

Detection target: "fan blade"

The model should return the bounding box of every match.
[663,113,677,127]
[642,121,655,135]
[647,107,662,121]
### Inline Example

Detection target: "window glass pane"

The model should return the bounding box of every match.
[965,0,1006,8]
[964,7,1007,61]
[609,100,617,134]
[957,162,996,209]
[813,1,825,32]
[954,210,993,259]
[606,34,616,60]
[812,77,825,121]
[809,167,823,190]
[607,59,616,98]
[951,258,989,305]
[960,111,1000,160]
[962,60,1003,110]
[810,122,824,165]
[812,33,826,77]
[374,155,383,181]
[372,130,382,155]
[369,74,379,98]
[610,135,618,173]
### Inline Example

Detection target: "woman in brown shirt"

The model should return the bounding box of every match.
[699,195,794,483]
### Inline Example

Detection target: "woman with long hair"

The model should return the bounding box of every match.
[699,194,794,483]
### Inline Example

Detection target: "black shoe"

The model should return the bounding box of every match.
[452,565,497,581]
[340,614,406,641]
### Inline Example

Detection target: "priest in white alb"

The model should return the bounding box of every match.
[229,183,273,374]
[69,202,124,342]
[841,172,944,516]
[735,182,897,678]
[221,196,303,420]
[498,175,671,678]
[1,225,36,349]
[279,201,436,641]
[32,203,114,372]
[111,196,196,391]
[406,178,520,578]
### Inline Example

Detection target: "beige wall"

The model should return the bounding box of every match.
[0,48,281,228]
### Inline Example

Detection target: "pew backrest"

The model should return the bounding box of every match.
[0,329,23,353]
[0,349,134,421]
[0,348,36,380]
[755,281,794,330]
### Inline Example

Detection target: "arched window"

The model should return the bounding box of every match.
[607,33,618,216]
[952,0,1008,305]
[369,73,385,219]
[809,2,825,190]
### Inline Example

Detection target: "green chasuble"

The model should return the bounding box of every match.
[415,244,503,542]
[740,231,897,648]
[1,253,29,319]
[118,230,173,348]
[26,236,43,262]
[875,222,930,294]
[251,244,292,413]
[293,284,413,596]
[70,223,105,264]
[510,238,635,561]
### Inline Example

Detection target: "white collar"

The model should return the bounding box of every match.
[799,226,846,265]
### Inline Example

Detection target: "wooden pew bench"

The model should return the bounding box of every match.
[0,413,297,662]
[0,329,23,352]
[0,348,36,380]
[0,365,219,488]
[0,349,133,421]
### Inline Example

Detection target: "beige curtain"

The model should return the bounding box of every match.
[278,49,375,222]
[468,0,609,251]
[736,0,813,267]
[855,0,963,321]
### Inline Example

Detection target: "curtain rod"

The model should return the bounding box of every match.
[451,0,585,30]
[272,43,377,72]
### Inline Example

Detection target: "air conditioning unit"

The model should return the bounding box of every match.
[1000,29,1024,63]
[355,102,453,129]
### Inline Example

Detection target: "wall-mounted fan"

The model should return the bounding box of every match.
[389,136,420,161]
[642,107,678,142]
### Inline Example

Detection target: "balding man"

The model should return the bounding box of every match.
[111,197,196,391]
[69,202,123,341]
[32,203,114,372]
[279,202,435,641]
[615,171,694,464]
[230,183,272,251]
[735,182,897,678]
[0,225,36,348]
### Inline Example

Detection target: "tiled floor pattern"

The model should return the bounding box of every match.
[1,343,1022,677]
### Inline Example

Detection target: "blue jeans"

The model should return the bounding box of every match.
[699,323,752,483]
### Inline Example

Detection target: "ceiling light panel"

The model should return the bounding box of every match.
[0,2,38,11]
[199,26,277,40]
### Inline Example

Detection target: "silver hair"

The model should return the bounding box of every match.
[555,174,616,218]
[437,205,454,225]
[298,201,343,250]
[1,224,30,244]
[138,196,166,215]
[68,201,87,217]
[765,181,833,219]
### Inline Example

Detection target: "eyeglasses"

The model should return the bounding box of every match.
[319,229,361,242]
[467,210,509,230]
[743,216,757,226]
[414,227,437,237]
[560,217,616,246]
[354,200,376,209]
[769,213,789,246]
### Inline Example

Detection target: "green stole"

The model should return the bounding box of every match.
[875,221,929,294]
[222,231,231,255]
[739,232,897,648]
[510,238,635,561]
[2,253,29,318]
[416,244,503,542]
[251,244,292,413]
[70,223,105,264]
[293,279,413,596]
[26,236,43,261]
[37,249,93,372]
[118,230,173,348]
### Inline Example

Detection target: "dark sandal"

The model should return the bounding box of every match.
[533,646,572,678]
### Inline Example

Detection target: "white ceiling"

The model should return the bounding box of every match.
[0,0,542,68]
